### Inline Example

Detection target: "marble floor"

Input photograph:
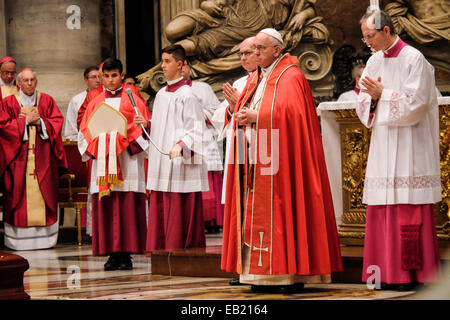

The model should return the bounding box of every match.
[2,235,441,301]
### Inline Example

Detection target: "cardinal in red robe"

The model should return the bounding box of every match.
[0,68,66,250]
[221,29,342,293]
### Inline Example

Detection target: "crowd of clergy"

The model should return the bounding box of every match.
[0,7,443,294]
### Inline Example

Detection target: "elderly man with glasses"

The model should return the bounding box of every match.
[357,10,441,292]
[221,28,343,294]
[0,56,18,100]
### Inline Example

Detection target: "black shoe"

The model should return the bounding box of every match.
[117,252,133,270]
[104,253,120,271]
[251,283,304,294]
[229,279,246,286]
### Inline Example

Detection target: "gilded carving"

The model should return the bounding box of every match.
[333,105,450,243]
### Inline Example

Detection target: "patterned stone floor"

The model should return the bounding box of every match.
[1,235,439,301]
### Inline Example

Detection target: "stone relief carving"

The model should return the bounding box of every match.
[137,0,335,100]
[385,0,450,75]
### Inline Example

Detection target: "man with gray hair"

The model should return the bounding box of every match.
[337,63,365,101]
[0,68,67,250]
[221,28,343,293]
[357,10,441,291]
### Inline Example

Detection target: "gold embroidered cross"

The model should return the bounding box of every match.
[252,231,269,267]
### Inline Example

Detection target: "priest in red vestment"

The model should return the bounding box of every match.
[0,56,18,101]
[78,58,151,271]
[0,68,67,250]
[221,29,343,293]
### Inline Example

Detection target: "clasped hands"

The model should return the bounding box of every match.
[235,107,257,126]
[361,76,383,101]
[19,107,41,125]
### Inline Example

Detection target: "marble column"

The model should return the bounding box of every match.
[4,0,102,116]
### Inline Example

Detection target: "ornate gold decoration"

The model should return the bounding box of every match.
[333,104,450,244]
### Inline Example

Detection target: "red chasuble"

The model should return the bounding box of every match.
[221,54,343,276]
[79,86,151,197]
[0,93,67,227]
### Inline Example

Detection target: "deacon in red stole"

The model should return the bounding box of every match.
[0,68,66,250]
[78,58,151,271]
[221,29,343,293]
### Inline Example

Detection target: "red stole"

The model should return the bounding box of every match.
[221,54,343,276]
[79,87,151,198]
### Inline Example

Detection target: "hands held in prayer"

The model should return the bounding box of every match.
[235,107,257,126]
[222,82,240,113]
[20,107,41,125]
[361,76,383,101]
[169,143,182,160]
[133,114,148,128]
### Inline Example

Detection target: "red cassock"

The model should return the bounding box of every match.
[76,84,144,130]
[79,87,151,256]
[0,93,67,227]
[221,54,343,276]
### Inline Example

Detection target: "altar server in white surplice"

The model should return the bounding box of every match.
[181,61,224,232]
[146,44,209,251]
[64,66,101,141]
[210,36,258,205]
[357,10,441,291]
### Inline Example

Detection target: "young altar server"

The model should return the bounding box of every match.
[145,44,209,251]
[78,58,151,270]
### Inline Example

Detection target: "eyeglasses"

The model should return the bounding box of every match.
[1,71,16,76]
[238,51,254,58]
[88,75,100,79]
[254,45,278,51]
[361,30,382,44]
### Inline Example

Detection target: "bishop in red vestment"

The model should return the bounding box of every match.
[0,68,66,250]
[221,29,342,293]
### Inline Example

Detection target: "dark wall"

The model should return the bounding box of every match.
[124,0,157,78]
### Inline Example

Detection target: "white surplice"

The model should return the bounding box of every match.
[77,96,148,194]
[356,38,441,205]
[147,79,209,193]
[190,81,223,171]
[211,74,250,204]
[337,89,358,102]
[64,90,87,141]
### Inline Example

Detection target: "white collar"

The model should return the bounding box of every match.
[383,35,399,55]
[0,78,14,86]
[19,89,37,107]
[104,85,123,95]
[167,76,184,86]
[261,55,282,78]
